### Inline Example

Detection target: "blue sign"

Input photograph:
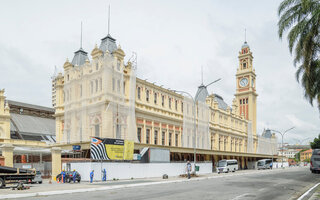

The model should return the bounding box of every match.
[73,145,81,151]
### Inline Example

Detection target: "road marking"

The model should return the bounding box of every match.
[0,167,305,199]
[231,193,250,200]
[297,182,320,200]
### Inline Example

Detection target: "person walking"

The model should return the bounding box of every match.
[186,161,192,179]
[102,169,106,182]
[72,170,77,183]
[90,170,94,183]
[270,162,273,170]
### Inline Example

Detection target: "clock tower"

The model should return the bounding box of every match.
[235,41,258,135]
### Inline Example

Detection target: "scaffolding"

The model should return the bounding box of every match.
[182,97,210,150]
[62,51,137,144]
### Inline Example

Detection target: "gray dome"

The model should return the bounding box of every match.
[262,129,272,139]
[195,84,209,102]
[212,94,228,110]
[71,48,89,66]
[242,41,249,49]
[99,34,117,53]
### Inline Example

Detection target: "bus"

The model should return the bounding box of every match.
[217,159,238,173]
[257,159,272,170]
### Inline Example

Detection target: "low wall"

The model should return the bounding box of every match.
[68,162,212,181]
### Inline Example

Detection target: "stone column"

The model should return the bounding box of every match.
[2,144,14,167]
[51,147,62,181]
[241,157,245,169]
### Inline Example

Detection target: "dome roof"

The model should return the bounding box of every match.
[71,48,89,66]
[242,41,249,49]
[195,84,209,102]
[99,34,117,53]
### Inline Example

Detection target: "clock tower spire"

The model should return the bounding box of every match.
[235,41,258,135]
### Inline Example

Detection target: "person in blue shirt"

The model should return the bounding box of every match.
[61,170,66,183]
[90,170,94,183]
[72,170,77,183]
[102,169,106,182]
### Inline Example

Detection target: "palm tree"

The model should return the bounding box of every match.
[278,0,320,111]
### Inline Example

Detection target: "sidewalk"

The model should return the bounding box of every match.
[0,166,304,199]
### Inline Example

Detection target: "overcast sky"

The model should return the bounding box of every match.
[0,0,319,144]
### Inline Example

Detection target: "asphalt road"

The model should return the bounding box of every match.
[23,167,320,200]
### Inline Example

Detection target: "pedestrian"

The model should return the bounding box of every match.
[72,169,77,183]
[102,169,106,182]
[186,161,192,179]
[90,170,94,183]
[270,162,273,170]
[61,170,66,183]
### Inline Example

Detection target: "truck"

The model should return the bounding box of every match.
[0,166,36,188]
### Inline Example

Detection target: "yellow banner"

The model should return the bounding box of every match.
[124,140,134,160]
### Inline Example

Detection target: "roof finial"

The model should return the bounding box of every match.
[80,21,83,49]
[108,4,110,35]
[244,28,247,43]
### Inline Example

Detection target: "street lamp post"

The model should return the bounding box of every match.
[172,90,197,171]
[173,78,221,174]
[271,127,295,168]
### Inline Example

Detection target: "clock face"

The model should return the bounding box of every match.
[240,78,248,87]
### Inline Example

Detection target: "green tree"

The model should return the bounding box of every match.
[278,0,320,111]
[310,134,320,149]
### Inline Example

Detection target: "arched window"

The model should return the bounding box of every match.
[154,93,157,104]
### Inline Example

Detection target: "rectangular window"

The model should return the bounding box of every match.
[116,124,121,139]
[162,95,164,106]
[146,90,149,102]
[246,98,248,104]
[154,93,157,104]
[240,99,242,105]
[123,81,125,94]
[96,63,99,70]
[175,100,178,110]
[80,85,82,97]
[112,78,115,91]
[137,87,141,99]
[117,80,120,92]
[117,60,120,70]
[162,131,165,145]
[90,81,93,94]
[137,127,141,143]
[95,125,100,137]
[95,79,98,92]
[99,78,102,91]
[169,98,171,109]
[169,132,172,146]
[175,133,178,146]
[154,130,158,145]
[181,102,183,112]
[146,129,150,144]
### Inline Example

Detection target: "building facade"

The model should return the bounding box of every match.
[52,31,277,166]
[300,149,312,161]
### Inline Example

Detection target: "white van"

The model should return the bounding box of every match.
[257,159,272,170]
[217,159,238,173]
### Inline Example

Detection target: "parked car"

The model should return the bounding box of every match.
[310,149,320,173]
[56,171,81,183]
[32,171,42,184]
